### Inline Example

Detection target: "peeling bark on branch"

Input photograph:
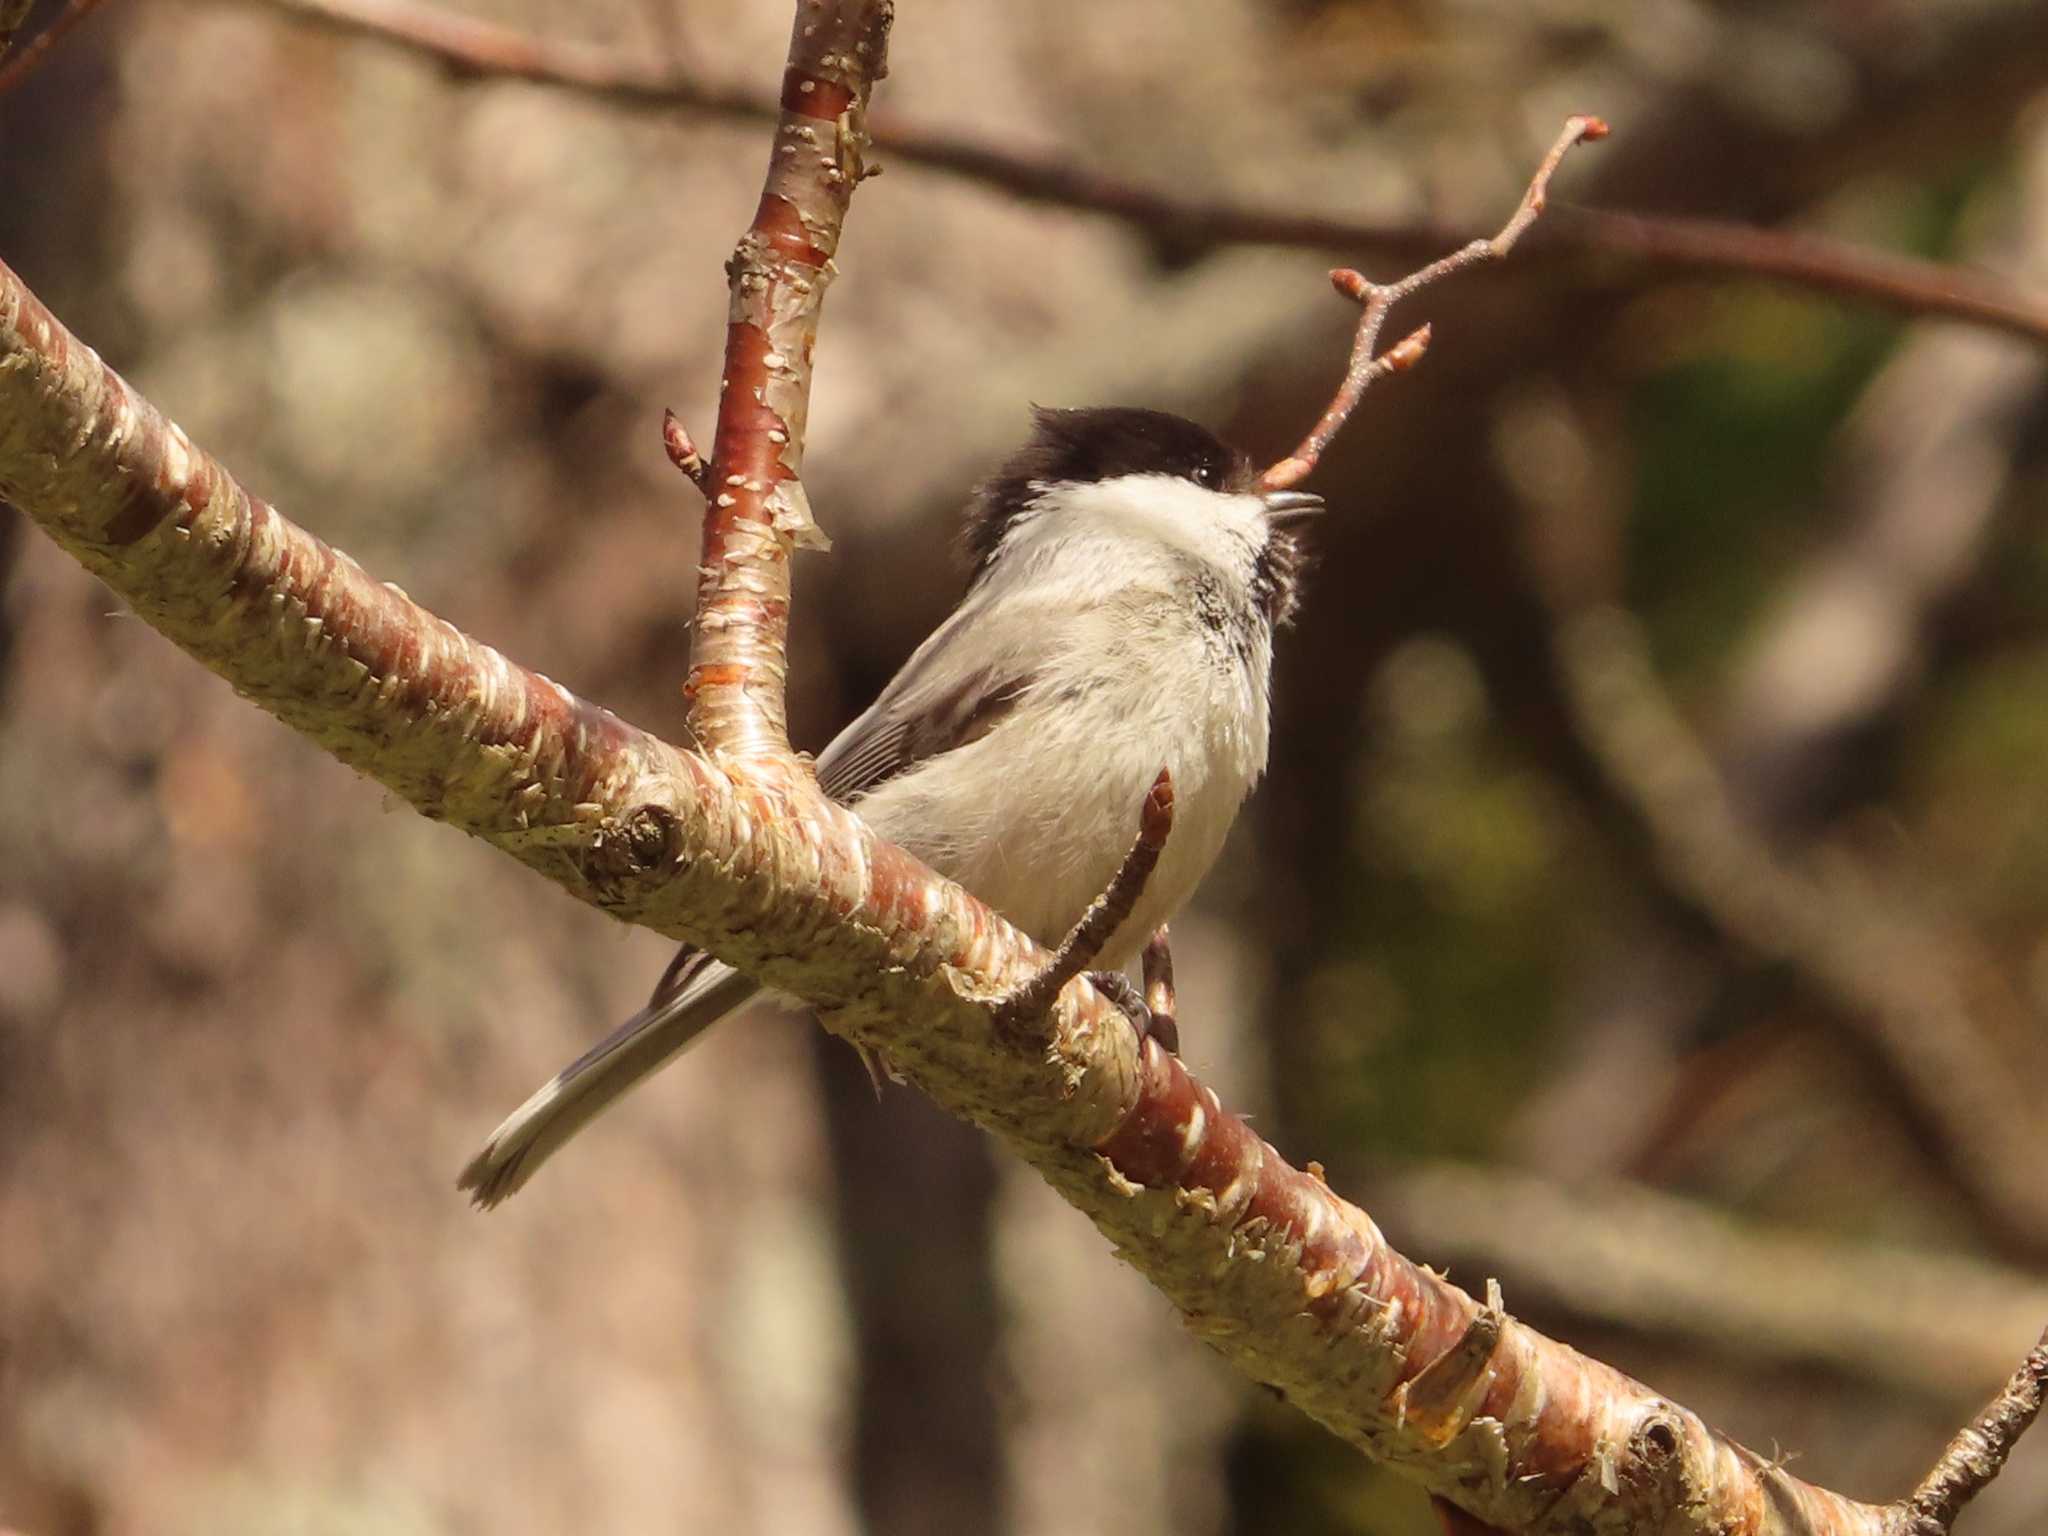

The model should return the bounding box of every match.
[687,0,890,760]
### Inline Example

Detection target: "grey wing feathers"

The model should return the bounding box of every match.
[816,666,1032,804]
[816,594,1040,805]
[457,950,758,1208]
[460,585,1044,1206]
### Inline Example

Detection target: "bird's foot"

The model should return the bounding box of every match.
[1088,970,1179,1054]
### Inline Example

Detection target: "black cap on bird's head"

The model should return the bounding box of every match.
[965,406,1320,624]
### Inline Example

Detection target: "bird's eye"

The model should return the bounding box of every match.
[1193,464,1219,488]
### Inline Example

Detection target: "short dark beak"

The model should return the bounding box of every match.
[1261,489,1325,528]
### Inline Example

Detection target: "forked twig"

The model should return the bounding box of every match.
[995,768,1174,1032]
[1262,115,1608,490]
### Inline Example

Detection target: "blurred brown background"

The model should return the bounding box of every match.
[6,1,2048,1533]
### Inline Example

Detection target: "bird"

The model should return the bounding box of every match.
[459,405,1320,1207]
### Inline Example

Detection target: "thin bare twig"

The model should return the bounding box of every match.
[1894,1327,2048,1536]
[660,408,711,499]
[259,0,2048,350]
[1141,925,1178,1055]
[1263,115,1606,489]
[1572,208,2048,344]
[0,0,117,93]
[996,769,1174,1033]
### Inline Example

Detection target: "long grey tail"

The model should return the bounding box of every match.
[458,950,760,1208]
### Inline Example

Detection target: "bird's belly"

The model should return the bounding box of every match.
[858,698,1263,968]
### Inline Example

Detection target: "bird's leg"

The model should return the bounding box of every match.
[994,770,1175,1044]
[1083,969,1158,1049]
[1139,925,1179,1054]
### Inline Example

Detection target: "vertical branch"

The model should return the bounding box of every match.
[686,0,893,760]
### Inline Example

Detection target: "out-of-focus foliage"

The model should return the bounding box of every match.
[5,2,2048,1534]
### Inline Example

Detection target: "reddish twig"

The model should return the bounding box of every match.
[0,0,118,93]
[1141,925,1178,1054]
[1893,1326,2048,1536]
[1263,116,1607,490]
[660,408,711,499]
[683,0,891,760]
[996,769,1174,1032]
[1551,606,2048,1258]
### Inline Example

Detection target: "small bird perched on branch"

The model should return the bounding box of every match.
[461,406,1321,1206]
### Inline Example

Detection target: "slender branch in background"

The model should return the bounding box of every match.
[1895,1328,2048,1536]
[258,0,2048,348]
[0,0,117,92]
[1263,116,1605,489]
[1551,607,2048,1260]
[995,769,1173,1034]
[660,408,712,499]
[682,0,889,760]
[0,185,2038,1536]
[262,0,780,120]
